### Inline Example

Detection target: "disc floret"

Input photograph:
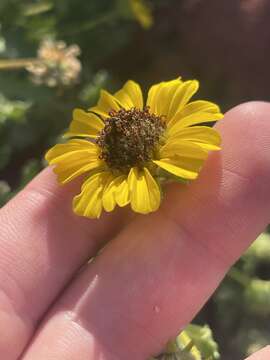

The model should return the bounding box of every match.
[96,107,166,171]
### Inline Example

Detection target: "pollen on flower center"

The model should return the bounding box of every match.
[96,107,166,171]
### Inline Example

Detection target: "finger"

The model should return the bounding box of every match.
[22,102,270,360]
[0,167,131,359]
[246,346,270,359]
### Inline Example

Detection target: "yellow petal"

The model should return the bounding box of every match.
[90,90,123,118]
[167,80,199,120]
[113,88,134,109]
[114,80,143,110]
[153,157,203,180]
[102,182,116,212]
[146,78,182,117]
[45,139,102,184]
[102,175,128,212]
[167,126,221,151]
[64,109,104,138]
[179,100,221,117]
[115,177,130,207]
[73,172,111,218]
[157,80,183,118]
[167,111,224,133]
[128,167,160,214]
[160,140,208,160]
[146,82,160,112]
[103,175,130,208]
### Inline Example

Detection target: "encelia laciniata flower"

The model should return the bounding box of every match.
[45,78,223,218]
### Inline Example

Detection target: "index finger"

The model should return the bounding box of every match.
[0,167,131,358]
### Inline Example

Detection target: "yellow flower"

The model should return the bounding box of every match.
[46,78,223,219]
[129,0,153,29]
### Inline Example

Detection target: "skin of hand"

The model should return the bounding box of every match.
[0,102,270,360]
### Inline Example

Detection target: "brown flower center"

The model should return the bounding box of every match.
[96,107,166,171]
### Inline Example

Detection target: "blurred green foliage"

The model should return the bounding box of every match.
[0,0,155,196]
[0,1,269,359]
[184,324,220,359]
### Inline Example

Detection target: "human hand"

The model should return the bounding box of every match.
[0,102,270,359]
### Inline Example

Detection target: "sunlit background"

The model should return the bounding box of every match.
[1,1,270,359]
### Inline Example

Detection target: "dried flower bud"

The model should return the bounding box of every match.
[27,39,81,87]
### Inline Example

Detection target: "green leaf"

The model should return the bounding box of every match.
[244,278,270,316]
[21,1,54,17]
[116,0,134,19]
[244,232,270,263]
[0,94,31,125]
[79,70,109,104]
[0,36,6,54]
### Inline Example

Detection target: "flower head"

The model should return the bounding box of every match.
[27,39,81,87]
[46,78,223,218]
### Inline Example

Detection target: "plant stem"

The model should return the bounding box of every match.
[0,58,41,70]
